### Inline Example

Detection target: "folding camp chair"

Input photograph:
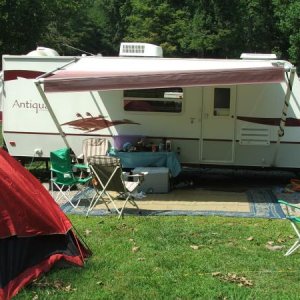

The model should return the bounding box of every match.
[87,155,144,218]
[50,148,92,207]
[278,200,300,256]
[75,138,109,171]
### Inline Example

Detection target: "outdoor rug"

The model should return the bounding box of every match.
[273,186,300,205]
[60,187,286,219]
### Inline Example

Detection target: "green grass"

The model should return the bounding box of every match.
[15,215,300,299]
[1,123,298,298]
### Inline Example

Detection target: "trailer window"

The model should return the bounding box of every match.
[124,88,183,113]
[214,88,230,116]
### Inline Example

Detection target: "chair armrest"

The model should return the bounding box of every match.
[127,173,144,178]
[50,167,67,175]
[74,163,88,169]
[278,200,300,219]
[126,173,144,183]
[278,200,300,210]
[50,168,73,178]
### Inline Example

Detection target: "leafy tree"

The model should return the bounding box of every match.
[37,0,96,55]
[123,0,190,56]
[0,0,50,54]
[273,0,300,65]
[87,0,131,55]
[0,0,300,66]
[0,0,97,57]
[238,0,280,56]
[183,1,238,57]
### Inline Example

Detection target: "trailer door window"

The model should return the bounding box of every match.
[214,88,230,116]
[124,88,183,113]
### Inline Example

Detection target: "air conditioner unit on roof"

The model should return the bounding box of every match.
[119,42,163,57]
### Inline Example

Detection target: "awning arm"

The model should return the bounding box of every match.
[272,67,296,166]
[34,58,79,153]
[35,79,71,150]
[36,58,79,80]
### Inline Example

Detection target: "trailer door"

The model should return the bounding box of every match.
[200,86,236,163]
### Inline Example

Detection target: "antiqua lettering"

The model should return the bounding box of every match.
[12,99,48,113]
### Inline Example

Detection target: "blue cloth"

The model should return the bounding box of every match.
[111,151,181,177]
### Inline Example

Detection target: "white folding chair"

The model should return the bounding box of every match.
[75,138,109,174]
[87,155,144,218]
[82,138,109,164]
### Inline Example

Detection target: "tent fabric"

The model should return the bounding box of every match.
[0,147,71,238]
[0,232,84,299]
[0,148,90,300]
[42,56,285,93]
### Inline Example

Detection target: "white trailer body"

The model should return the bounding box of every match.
[2,47,300,170]
[2,54,76,158]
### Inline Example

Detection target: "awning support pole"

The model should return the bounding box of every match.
[272,67,296,166]
[35,79,71,149]
[36,58,78,80]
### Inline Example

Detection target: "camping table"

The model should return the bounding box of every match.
[111,151,181,177]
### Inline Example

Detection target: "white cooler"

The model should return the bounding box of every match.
[132,167,170,193]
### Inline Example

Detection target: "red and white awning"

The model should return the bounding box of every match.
[41,56,285,93]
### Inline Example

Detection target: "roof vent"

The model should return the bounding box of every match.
[27,47,59,57]
[119,42,163,57]
[240,53,277,60]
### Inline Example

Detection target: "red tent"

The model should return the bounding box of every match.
[0,148,91,300]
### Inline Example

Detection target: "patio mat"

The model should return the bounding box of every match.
[61,187,285,219]
[273,186,300,205]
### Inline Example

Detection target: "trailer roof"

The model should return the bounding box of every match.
[40,56,286,93]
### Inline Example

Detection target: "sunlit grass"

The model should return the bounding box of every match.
[16,215,300,299]
[1,124,298,299]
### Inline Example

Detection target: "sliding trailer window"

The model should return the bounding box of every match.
[124,88,183,113]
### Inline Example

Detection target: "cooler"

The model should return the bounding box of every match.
[132,167,170,193]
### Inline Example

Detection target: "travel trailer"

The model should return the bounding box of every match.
[2,43,300,171]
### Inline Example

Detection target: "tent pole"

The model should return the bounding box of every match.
[272,67,296,166]
[35,79,71,149]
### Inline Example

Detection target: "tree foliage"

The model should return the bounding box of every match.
[0,0,49,54]
[0,0,300,66]
[273,0,300,64]
[122,0,190,56]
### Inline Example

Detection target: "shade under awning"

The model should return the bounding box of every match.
[41,56,285,93]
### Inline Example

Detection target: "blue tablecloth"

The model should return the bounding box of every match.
[111,151,181,177]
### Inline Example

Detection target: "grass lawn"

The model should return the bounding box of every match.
[1,123,298,298]
[15,215,299,299]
